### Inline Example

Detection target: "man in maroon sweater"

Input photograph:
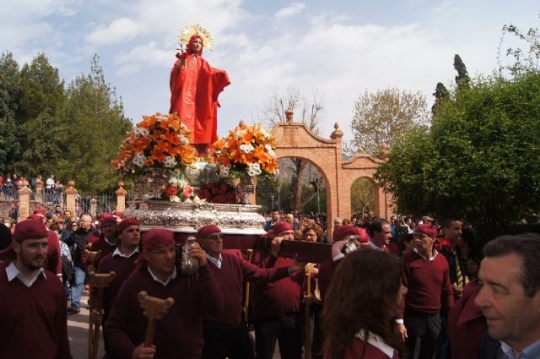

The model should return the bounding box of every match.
[251,221,305,359]
[196,224,305,359]
[397,223,454,359]
[105,228,224,359]
[88,215,118,267]
[0,219,72,358]
[90,217,140,356]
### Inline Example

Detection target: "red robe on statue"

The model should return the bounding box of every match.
[169,52,230,145]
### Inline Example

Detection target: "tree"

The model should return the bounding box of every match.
[453,54,470,91]
[0,52,22,176]
[498,18,540,76]
[13,53,65,177]
[375,72,540,242]
[350,178,375,216]
[17,53,65,125]
[259,87,325,212]
[431,82,450,115]
[59,54,132,193]
[351,88,430,156]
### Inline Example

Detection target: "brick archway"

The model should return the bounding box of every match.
[271,118,395,234]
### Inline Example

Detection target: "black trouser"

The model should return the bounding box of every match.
[254,313,302,359]
[404,312,442,359]
[202,322,255,359]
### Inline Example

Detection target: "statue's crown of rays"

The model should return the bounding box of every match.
[178,24,214,51]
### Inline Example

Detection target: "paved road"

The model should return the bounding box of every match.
[67,294,105,359]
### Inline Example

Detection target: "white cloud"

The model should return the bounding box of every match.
[86,17,141,46]
[275,3,306,19]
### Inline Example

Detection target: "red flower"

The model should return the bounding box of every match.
[164,185,178,197]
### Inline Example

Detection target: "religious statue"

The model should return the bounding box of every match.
[169,24,231,154]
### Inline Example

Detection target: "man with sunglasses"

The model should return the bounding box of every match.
[196,224,305,359]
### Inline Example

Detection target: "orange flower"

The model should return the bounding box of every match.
[211,122,278,177]
[111,112,196,176]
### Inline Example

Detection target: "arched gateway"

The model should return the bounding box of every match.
[271,115,395,234]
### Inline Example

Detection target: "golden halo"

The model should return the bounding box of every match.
[178,24,214,51]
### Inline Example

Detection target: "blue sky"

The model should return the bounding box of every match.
[1,0,538,143]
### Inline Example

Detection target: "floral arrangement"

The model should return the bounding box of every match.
[198,180,237,204]
[111,113,196,176]
[211,121,279,178]
[162,170,205,202]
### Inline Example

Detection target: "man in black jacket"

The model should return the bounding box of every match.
[65,213,96,313]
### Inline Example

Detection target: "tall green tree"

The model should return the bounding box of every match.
[0,52,22,175]
[60,54,132,193]
[17,53,65,125]
[453,54,470,91]
[351,88,430,156]
[14,53,65,177]
[432,82,449,115]
[375,72,540,240]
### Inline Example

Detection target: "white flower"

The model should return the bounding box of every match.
[260,128,271,139]
[193,196,206,203]
[169,195,181,202]
[247,163,262,176]
[239,143,255,154]
[178,178,189,188]
[219,164,231,177]
[179,134,189,146]
[265,144,277,158]
[162,156,178,168]
[132,153,146,167]
[134,127,149,138]
[156,114,168,121]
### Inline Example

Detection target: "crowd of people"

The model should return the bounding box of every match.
[1,204,540,359]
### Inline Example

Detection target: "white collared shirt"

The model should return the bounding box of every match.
[148,266,177,286]
[103,237,115,246]
[414,247,438,261]
[355,331,395,358]
[206,253,223,269]
[112,247,140,258]
[6,261,46,287]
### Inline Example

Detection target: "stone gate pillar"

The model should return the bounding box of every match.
[65,181,77,217]
[17,185,32,222]
[115,181,127,212]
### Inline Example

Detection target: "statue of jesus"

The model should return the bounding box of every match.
[169,24,230,154]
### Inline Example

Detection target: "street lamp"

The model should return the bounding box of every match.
[270,195,275,210]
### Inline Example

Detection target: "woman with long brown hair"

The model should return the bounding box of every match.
[322,249,406,359]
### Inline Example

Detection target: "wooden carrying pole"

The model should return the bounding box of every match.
[303,263,317,359]
[88,271,115,359]
[138,291,175,348]
[243,249,254,324]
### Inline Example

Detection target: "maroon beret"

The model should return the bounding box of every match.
[141,229,176,250]
[333,225,359,242]
[13,219,48,242]
[356,227,370,243]
[271,221,293,235]
[196,225,221,239]
[27,214,43,222]
[32,208,47,218]
[113,210,124,218]
[117,218,139,234]
[414,224,437,239]
[97,212,112,220]
[100,216,117,227]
